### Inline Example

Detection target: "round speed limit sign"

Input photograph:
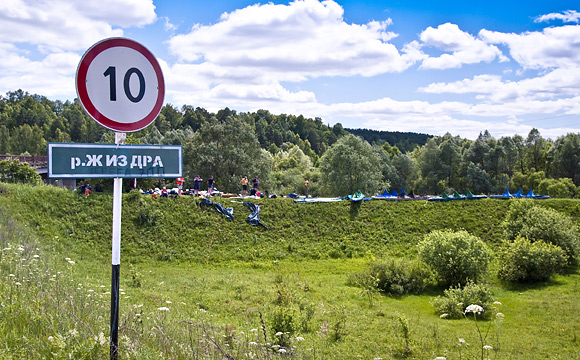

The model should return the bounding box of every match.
[76,38,165,132]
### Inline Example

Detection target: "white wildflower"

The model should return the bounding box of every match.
[166,300,171,304]
[8,274,15,277]
[249,341,258,346]
[296,336,305,341]
[493,301,502,305]
[68,260,75,265]
[69,329,79,338]
[440,313,449,318]
[435,357,446,360]
[250,328,258,332]
[95,332,107,345]
[33,254,40,258]
[199,308,207,313]
[496,312,505,319]
[278,348,287,353]
[275,332,283,336]
[458,338,466,343]
[465,304,484,314]
[15,282,21,286]
[157,307,170,312]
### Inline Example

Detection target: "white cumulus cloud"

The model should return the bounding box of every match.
[480,25,580,69]
[0,0,156,51]
[535,10,580,23]
[168,0,416,80]
[418,23,508,70]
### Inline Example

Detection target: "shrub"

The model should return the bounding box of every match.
[503,200,580,264]
[497,237,567,283]
[418,230,491,286]
[136,208,162,226]
[0,159,42,186]
[348,257,434,296]
[432,280,495,319]
[269,307,295,348]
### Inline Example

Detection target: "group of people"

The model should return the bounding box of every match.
[188,174,262,197]
[240,176,260,196]
[191,175,215,196]
[77,183,92,195]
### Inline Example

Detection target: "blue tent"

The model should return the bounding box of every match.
[372,189,393,199]
[490,188,513,199]
[525,189,550,199]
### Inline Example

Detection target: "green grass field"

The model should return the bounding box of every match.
[1,183,579,359]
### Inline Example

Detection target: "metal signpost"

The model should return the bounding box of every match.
[72,37,166,359]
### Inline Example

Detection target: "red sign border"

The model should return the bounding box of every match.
[76,38,165,132]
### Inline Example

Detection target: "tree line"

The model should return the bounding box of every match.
[1,90,579,198]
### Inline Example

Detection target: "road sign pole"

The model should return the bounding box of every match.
[75,38,165,360]
[110,132,125,360]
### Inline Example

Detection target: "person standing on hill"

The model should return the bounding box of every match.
[207,176,214,196]
[193,175,202,196]
[176,177,184,195]
[252,176,259,190]
[304,178,309,197]
[241,176,248,196]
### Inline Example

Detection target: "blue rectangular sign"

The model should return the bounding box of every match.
[48,143,182,178]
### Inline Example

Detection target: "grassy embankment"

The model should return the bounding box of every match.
[0,183,579,359]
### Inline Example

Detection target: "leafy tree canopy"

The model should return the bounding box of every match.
[318,134,383,196]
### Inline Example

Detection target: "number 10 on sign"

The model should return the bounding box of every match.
[76,37,165,133]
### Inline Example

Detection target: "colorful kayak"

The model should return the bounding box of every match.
[349,190,365,202]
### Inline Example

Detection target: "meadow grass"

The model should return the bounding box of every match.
[1,183,579,359]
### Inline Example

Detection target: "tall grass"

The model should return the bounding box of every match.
[1,184,580,358]
[0,206,300,359]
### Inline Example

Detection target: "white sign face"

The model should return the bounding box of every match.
[76,38,165,132]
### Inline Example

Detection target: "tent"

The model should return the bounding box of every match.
[490,188,514,199]
[465,189,487,200]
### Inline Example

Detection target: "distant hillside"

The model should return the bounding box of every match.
[346,128,432,153]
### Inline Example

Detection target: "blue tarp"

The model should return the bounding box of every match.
[199,197,234,221]
[243,202,268,228]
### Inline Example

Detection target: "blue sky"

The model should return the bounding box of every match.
[1,0,579,139]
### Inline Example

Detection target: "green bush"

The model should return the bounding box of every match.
[136,208,162,226]
[0,159,42,185]
[497,237,567,283]
[418,230,491,286]
[269,307,295,348]
[348,257,434,296]
[432,280,495,319]
[503,200,580,264]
